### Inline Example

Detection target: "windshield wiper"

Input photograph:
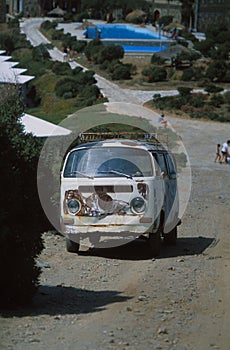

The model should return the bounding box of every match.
[99,170,133,179]
[67,171,94,179]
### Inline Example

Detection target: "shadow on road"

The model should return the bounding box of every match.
[79,236,216,260]
[0,286,131,318]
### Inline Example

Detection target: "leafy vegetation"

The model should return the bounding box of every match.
[0,21,107,124]
[0,85,48,308]
[149,86,230,122]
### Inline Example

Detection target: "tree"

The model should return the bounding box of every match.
[180,0,195,28]
[97,44,124,64]
[0,85,47,308]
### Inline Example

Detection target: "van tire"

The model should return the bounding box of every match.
[66,237,80,253]
[163,227,177,246]
[149,231,161,257]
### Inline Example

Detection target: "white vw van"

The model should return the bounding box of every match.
[60,136,180,256]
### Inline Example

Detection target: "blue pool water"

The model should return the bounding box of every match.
[82,24,170,53]
[96,24,167,40]
[123,45,168,53]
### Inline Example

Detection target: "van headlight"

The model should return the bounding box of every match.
[67,199,81,215]
[130,197,146,214]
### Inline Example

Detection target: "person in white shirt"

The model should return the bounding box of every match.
[221,140,230,164]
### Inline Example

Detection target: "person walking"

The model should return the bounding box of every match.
[63,47,68,62]
[214,144,221,163]
[221,140,230,164]
[158,113,168,128]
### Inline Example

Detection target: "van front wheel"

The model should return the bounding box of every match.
[66,237,80,253]
[149,231,161,257]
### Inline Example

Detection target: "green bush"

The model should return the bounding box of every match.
[206,61,228,82]
[52,61,72,75]
[223,91,230,104]
[177,86,192,96]
[56,82,74,97]
[14,33,32,50]
[181,68,195,81]
[206,111,220,120]
[209,94,224,108]
[71,40,87,53]
[32,44,51,62]
[72,66,84,75]
[0,33,15,53]
[152,95,188,110]
[153,93,161,99]
[55,77,79,97]
[84,38,103,61]
[193,38,215,57]
[0,86,46,308]
[176,50,201,62]
[7,18,19,28]
[144,67,167,82]
[78,84,100,99]
[55,70,97,98]
[41,20,58,31]
[74,70,96,85]
[97,44,124,64]
[189,111,203,119]
[190,95,205,108]
[111,64,132,80]
[151,54,165,65]
[142,67,151,76]
[51,29,65,41]
[204,84,224,94]
[104,60,119,73]
[99,59,110,70]
[209,42,230,60]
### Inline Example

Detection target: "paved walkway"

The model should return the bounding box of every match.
[20,18,181,104]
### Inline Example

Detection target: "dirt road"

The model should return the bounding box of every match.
[1,106,230,350]
[1,19,230,350]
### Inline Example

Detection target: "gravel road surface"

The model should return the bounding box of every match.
[1,18,229,350]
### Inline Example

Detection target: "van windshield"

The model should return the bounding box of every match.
[64,146,153,178]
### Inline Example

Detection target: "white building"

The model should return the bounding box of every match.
[0,50,71,137]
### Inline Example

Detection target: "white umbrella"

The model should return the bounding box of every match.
[47,6,66,17]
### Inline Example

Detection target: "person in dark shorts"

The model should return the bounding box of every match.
[214,144,221,163]
[221,140,230,164]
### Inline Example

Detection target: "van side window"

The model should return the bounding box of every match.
[165,154,176,178]
[151,152,167,175]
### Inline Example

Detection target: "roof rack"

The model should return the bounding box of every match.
[79,132,168,146]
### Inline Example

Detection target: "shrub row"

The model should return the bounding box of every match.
[152,88,230,122]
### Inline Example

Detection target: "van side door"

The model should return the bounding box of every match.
[152,152,178,233]
[164,153,179,233]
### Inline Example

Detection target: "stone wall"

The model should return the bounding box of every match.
[23,0,42,17]
[150,0,182,23]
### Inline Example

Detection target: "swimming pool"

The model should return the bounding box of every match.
[82,24,171,53]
